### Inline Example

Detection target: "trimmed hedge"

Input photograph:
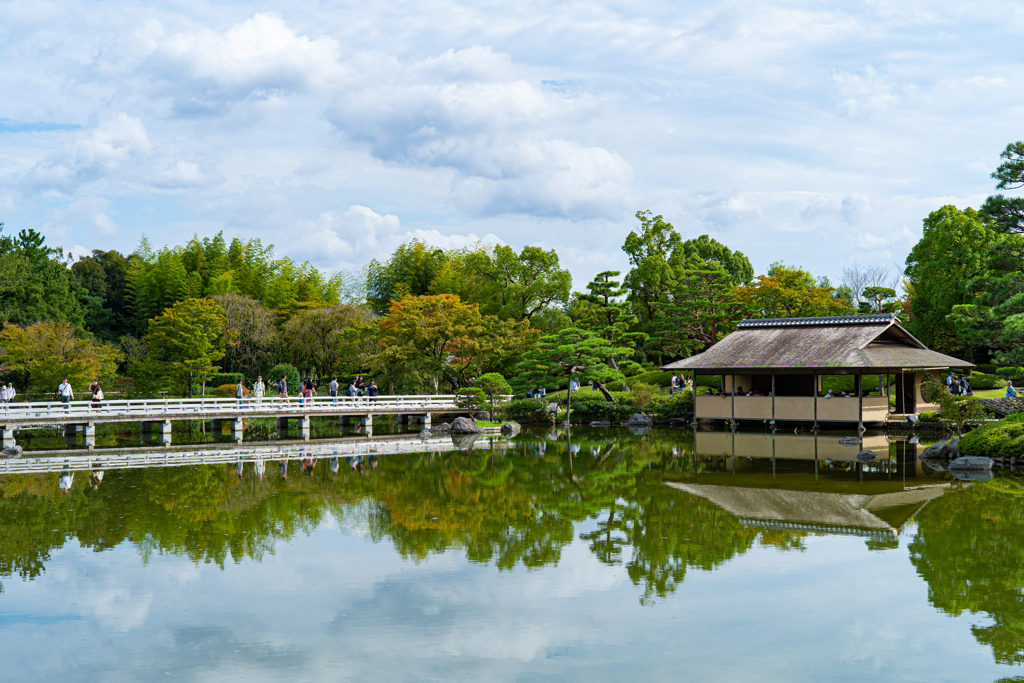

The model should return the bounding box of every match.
[918,410,941,423]
[566,401,636,422]
[268,364,300,393]
[502,398,548,420]
[208,372,244,387]
[969,372,1002,390]
[629,370,673,387]
[976,363,998,375]
[214,383,250,398]
[959,413,1024,458]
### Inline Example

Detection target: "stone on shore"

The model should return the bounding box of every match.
[1,445,22,457]
[500,421,521,437]
[921,441,963,460]
[451,417,483,433]
[949,455,994,471]
[546,403,559,415]
[626,414,653,426]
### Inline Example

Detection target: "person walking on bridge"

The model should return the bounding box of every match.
[235,378,246,408]
[253,376,265,404]
[56,378,73,410]
[90,379,104,409]
[329,376,339,404]
[7,383,15,404]
[278,375,288,400]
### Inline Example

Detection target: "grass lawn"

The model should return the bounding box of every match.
[475,419,505,428]
[967,388,1008,399]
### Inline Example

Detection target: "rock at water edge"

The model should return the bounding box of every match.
[451,417,483,433]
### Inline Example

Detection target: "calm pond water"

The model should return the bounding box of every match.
[1,427,1022,682]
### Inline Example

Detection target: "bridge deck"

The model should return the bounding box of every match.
[0,395,470,429]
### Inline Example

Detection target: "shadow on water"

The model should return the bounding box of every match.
[4,425,1024,664]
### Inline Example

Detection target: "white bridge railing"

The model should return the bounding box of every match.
[0,395,475,423]
[0,436,501,474]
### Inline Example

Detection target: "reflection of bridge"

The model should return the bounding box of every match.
[666,482,949,537]
[0,434,500,474]
[0,395,476,444]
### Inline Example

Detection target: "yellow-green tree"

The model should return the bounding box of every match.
[736,262,853,319]
[371,294,538,392]
[141,298,231,397]
[0,321,120,394]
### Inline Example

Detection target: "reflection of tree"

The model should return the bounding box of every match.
[0,427,804,604]
[909,478,1024,664]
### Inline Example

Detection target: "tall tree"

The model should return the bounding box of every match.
[0,224,85,326]
[657,263,749,357]
[72,250,133,341]
[213,294,279,378]
[516,327,640,402]
[0,321,120,394]
[140,298,231,397]
[372,294,538,392]
[578,271,646,369]
[282,304,372,380]
[737,263,853,319]
[904,205,996,357]
[366,240,451,315]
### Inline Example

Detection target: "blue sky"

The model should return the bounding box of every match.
[0,0,1018,287]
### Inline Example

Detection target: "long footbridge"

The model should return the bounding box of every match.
[0,433,502,475]
[0,395,477,444]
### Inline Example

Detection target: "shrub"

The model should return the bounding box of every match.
[456,387,488,418]
[969,372,1002,390]
[694,374,722,388]
[960,413,1024,458]
[268,363,300,393]
[567,400,636,423]
[976,363,998,375]
[501,398,548,420]
[631,383,660,412]
[215,383,250,398]
[918,411,941,423]
[629,370,673,387]
[207,372,244,387]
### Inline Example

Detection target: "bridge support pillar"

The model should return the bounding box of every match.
[231,419,244,440]
[298,415,310,439]
[0,424,14,444]
[142,420,172,444]
[276,417,289,430]
[422,413,431,428]
[339,415,351,425]
[362,414,373,436]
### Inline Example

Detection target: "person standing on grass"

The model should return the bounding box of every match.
[56,378,73,410]
[1008,380,1017,398]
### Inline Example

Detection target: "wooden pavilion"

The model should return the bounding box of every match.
[661,314,972,428]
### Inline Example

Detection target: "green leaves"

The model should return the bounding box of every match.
[140,298,231,397]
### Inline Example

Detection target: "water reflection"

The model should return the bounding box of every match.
[3,426,1023,673]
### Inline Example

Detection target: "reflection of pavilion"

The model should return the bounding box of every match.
[696,431,890,461]
[666,482,948,538]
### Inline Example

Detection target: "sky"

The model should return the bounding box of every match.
[0,0,1020,289]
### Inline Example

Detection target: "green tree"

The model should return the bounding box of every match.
[372,294,538,392]
[0,225,85,326]
[516,327,641,403]
[72,250,134,341]
[140,298,231,397]
[475,373,513,413]
[578,271,646,369]
[453,245,572,324]
[366,240,451,315]
[0,321,120,394]
[657,262,749,357]
[282,304,372,380]
[904,205,996,357]
[213,294,279,378]
[737,262,853,319]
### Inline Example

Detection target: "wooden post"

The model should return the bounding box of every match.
[813,373,818,430]
[771,374,776,425]
[731,374,735,426]
[857,374,864,431]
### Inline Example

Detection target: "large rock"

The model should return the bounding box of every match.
[451,416,483,434]
[478,411,491,421]
[0,444,22,457]
[500,421,521,437]
[627,424,652,436]
[546,403,559,415]
[921,441,963,460]
[951,469,994,482]
[626,414,653,426]
[949,455,994,471]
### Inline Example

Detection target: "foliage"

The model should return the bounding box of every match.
[372,294,538,392]
[0,321,120,394]
[969,372,1002,390]
[736,262,853,319]
[282,304,372,380]
[918,410,941,423]
[657,262,748,356]
[214,383,250,398]
[139,298,231,398]
[475,373,512,412]
[207,373,244,387]
[959,413,1024,458]
[500,398,547,420]
[630,383,659,412]
[578,271,647,368]
[366,239,450,315]
[456,387,488,418]
[268,363,300,392]
[213,294,278,378]
[906,205,996,357]
[72,249,133,341]
[921,382,989,435]
[629,370,673,387]
[0,226,85,327]
[128,233,343,333]
[515,327,641,401]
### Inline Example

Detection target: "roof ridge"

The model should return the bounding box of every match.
[736,314,897,329]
